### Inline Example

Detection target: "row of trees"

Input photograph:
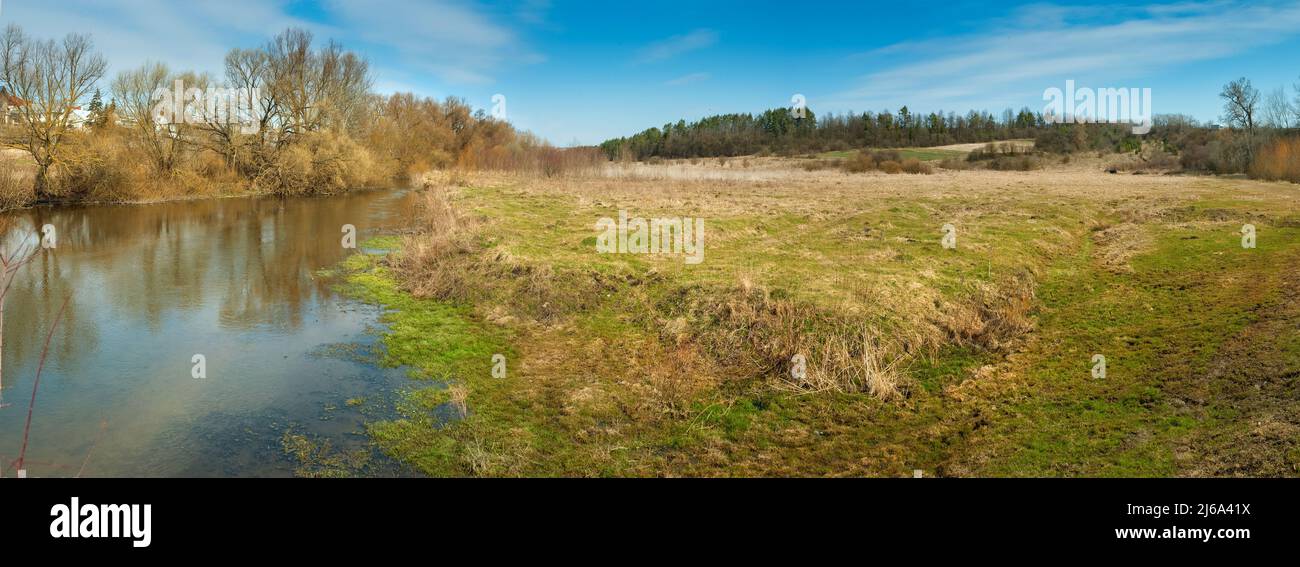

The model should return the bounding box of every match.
[601,78,1300,178]
[599,105,1053,160]
[1210,77,1300,179]
[1,24,579,206]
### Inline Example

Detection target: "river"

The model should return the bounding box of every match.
[0,189,420,477]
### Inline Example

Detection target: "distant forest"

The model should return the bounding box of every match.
[601,106,1084,160]
[598,92,1300,183]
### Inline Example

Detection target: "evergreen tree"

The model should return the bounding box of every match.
[88,88,103,115]
[87,88,104,129]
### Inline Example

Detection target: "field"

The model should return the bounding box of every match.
[338,154,1300,477]
[817,148,963,161]
[817,140,1036,162]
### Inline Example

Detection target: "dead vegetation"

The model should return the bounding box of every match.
[388,163,1061,425]
[359,154,1300,476]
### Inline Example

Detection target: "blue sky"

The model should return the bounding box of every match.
[5,0,1300,144]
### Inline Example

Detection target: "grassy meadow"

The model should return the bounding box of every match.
[333,153,1300,477]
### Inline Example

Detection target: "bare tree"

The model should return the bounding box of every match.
[194,48,273,172]
[1220,77,1261,159]
[1263,86,1293,129]
[226,47,274,137]
[111,61,185,173]
[315,40,371,133]
[265,28,316,141]
[1293,77,1300,126]
[0,25,107,199]
[263,29,371,142]
[1220,77,1260,132]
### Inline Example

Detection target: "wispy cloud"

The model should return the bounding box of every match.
[1,0,313,77]
[665,72,710,86]
[635,28,718,63]
[321,0,541,85]
[829,1,1300,112]
[2,0,537,87]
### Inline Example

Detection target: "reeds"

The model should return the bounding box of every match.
[1249,137,1300,183]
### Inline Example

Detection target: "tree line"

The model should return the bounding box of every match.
[0,24,593,209]
[599,105,1053,160]
[601,78,1300,183]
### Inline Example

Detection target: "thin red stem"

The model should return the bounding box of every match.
[15,294,71,474]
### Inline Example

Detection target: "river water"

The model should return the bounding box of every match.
[0,189,420,477]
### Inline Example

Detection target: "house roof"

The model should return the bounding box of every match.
[0,85,28,106]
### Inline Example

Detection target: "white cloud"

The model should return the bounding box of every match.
[635,29,717,63]
[1,0,536,87]
[665,72,710,86]
[320,0,541,85]
[829,1,1300,112]
[1,0,313,78]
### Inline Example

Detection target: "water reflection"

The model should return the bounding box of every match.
[0,189,419,477]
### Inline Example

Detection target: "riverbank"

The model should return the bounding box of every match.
[344,162,1300,477]
[0,147,402,215]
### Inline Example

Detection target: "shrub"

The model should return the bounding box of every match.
[803,159,837,172]
[255,132,387,196]
[878,160,902,174]
[841,151,876,173]
[987,155,1041,171]
[1249,137,1300,183]
[969,142,1031,162]
[938,157,973,170]
[1180,132,1251,174]
[1115,149,1180,173]
[870,150,901,163]
[55,131,134,200]
[1034,128,1071,154]
[900,158,933,174]
[1179,142,1214,171]
[0,167,34,211]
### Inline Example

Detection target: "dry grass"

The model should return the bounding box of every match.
[391,160,1118,403]
[396,174,605,325]
[364,154,1300,476]
[0,159,35,211]
[1250,137,1300,183]
[900,158,933,174]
